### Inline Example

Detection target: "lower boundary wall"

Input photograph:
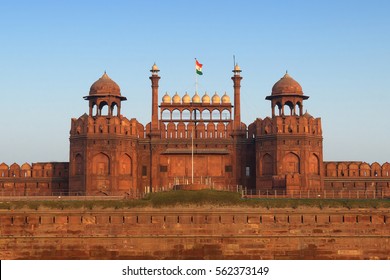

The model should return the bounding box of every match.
[0,207,389,259]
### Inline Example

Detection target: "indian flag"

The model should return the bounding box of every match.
[195,59,203,75]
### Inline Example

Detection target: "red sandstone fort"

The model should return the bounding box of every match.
[1,64,389,196]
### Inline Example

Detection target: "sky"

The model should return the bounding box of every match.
[0,0,389,164]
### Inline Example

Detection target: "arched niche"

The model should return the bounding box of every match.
[309,154,320,175]
[283,152,300,174]
[262,154,273,175]
[75,154,83,175]
[119,154,132,175]
[92,153,110,175]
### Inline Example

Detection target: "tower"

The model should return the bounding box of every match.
[254,72,324,193]
[149,63,160,136]
[69,72,139,196]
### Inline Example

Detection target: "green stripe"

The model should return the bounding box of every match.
[196,70,203,75]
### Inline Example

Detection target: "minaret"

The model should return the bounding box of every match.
[149,63,160,133]
[231,64,242,130]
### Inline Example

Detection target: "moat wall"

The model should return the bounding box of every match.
[1,207,389,259]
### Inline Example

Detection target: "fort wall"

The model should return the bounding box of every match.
[1,207,389,259]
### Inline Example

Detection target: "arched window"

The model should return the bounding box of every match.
[182,109,190,120]
[172,109,180,120]
[111,103,118,116]
[191,109,201,121]
[211,109,220,120]
[161,109,170,120]
[202,109,211,121]
[221,109,231,120]
[99,102,108,116]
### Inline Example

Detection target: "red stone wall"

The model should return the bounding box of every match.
[0,162,68,196]
[1,207,389,259]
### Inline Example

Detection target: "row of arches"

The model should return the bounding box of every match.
[89,99,120,117]
[0,162,68,178]
[161,108,232,121]
[161,121,232,139]
[325,162,390,177]
[272,101,303,117]
[260,153,320,176]
[73,153,133,176]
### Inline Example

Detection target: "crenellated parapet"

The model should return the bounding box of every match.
[248,114,322,138]
[0,162,69,195]
[70,114,145,138]
[324,161,390,178]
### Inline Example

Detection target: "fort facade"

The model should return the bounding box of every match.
[0,64,389,196]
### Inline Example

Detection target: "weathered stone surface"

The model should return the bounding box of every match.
[0,206,389,260]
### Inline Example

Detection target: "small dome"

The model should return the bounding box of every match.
[162,92,171,103]
[221,92,230,103]
[192,92,201,103]
[202,92,210,104]
[212,92,220,104]
[271,72,303,96]
[182,92,191,104]
[303,110,313,118]
[151,63,159,71]
[89,72,121,96]
[172,92,181,104]
[234,64,241,72]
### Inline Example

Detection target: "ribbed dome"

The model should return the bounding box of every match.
[89,72,121,96]
[271,72,303,96]
[221,92,230,103]
[182,93,191,104]
[162,92,171,103]
[172,92,181,104]
[192,92,201,103]
[212,92,220,104]
[202,92,210,104]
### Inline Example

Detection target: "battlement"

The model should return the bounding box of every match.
[70,115,146,138]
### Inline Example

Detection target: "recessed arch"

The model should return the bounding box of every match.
[92,153,110,175]
[75,154,83,175]
[283,152,300,174]
[262,154,273,175]
[309,154,320,175]
[119,154,132,175]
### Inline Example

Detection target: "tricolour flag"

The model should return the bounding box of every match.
[195,59,203,75]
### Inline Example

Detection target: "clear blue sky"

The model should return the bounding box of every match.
[0,0,389,164]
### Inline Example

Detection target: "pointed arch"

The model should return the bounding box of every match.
[283,152,300,174]
[262,154,273,175]
[309,154,320,175]
[119,154,132,175]
[92,153,110,175]
[75,154,83,175]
